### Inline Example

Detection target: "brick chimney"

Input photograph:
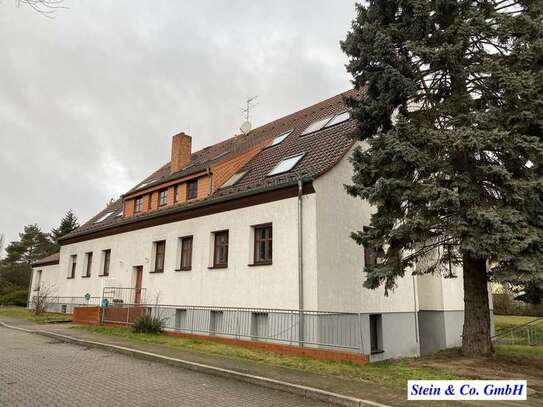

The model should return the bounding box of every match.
[171,132,192,173]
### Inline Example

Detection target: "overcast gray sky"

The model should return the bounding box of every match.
[0,0,356,250]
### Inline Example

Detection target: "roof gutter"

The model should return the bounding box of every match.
[59,177,314,245]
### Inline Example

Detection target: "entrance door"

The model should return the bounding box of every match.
[134,266,143,304]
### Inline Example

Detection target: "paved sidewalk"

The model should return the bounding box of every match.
[0,317,538,407]
[0,325,330,407]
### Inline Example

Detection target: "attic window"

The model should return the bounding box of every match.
[268,153,305,176]
[213,151,229,160]
[301,116,332,135]
[300,111,351,136]
[326,111,350,127]
[221,171,248,188]
[270,130,292,146]
[136,180,153,190]
[94,212,113,223]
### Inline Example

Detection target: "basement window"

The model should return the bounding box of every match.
[369,314,383,353]
[221,171,248,188]
[267,153,305,176]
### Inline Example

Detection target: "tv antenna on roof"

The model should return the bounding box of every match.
[240,96,258,135]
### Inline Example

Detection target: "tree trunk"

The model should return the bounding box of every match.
[462,253,493,357]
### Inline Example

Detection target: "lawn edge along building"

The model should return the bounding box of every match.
[30,89,492,360]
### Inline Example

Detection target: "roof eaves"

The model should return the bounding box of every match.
[59,176,314,243]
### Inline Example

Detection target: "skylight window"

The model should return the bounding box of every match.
[135,180,153,190]
[94,212,113,223]
[300,111,351,136]
[270,130,292,146]
[301,116,333,135]
[213,151,229,160]
[325,111,350,127]
[221,171,248,188]
[268,153,305,176]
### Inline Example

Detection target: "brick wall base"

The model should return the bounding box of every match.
[73,307,369,364]
[73,306,102,325]
[164,331,368,364]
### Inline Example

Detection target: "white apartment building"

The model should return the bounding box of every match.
[31,90,477,360]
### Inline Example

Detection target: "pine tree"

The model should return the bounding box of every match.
[342,0,543,356]
[51,209,79,244]
[4,224,56,265]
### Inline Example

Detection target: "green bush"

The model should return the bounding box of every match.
[132,313,164,334]
[0,291,26,306]
[0,290,28,307]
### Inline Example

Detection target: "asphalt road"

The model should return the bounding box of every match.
[0,326,330,406]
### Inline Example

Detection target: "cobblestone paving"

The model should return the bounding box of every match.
[0,327,330,406]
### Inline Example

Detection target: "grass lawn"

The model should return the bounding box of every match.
[75,325,462,388]
[496,344,543,359]
[495,314,541,332]
[0,306,72,323]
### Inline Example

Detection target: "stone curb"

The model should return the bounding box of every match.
[0,320,389,407]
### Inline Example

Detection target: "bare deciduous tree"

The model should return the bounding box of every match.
[30,283,56,315]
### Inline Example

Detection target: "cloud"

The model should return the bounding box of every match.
[0,0,356,250]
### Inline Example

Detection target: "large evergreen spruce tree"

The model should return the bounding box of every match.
[342,0,543,356]
[51,209,79,244]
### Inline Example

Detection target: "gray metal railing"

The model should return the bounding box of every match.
[102,286,147,305]
[493,317,543,346]
[30,296,101,314]
[102,303,366,352]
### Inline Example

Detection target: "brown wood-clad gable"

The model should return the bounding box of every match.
[60,181,315,245]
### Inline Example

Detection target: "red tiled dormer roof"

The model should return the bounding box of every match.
[60,89,361,243]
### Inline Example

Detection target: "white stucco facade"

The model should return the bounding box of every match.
[31,147,470,359]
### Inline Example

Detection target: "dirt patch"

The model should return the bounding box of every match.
[408,349,543,397]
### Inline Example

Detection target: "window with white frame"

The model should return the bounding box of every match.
[152,240,166,273]
[300,111,350,136]
[83,252,93,277]
[270,130,292,146]
[34,270,42,291]
[221,171,248,189]
[68,255,77,279]
[267,153,305,176]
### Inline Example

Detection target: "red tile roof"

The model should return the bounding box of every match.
[61,89,361,241]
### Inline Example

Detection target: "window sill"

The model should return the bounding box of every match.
[175,267,192,272]
[208,265,228,270]
[371,349,385,355]
[248,262,272,267]
[149,270,164,274]
[81,275,91,278]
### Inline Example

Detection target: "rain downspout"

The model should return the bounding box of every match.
[412,273,421,357]
[297,179,304,346]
